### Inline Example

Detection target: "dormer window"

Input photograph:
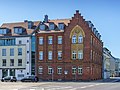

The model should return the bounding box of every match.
[28,21,33,29]
[40,24,45,30]
[49,23,55,30]
[58,23,64,30]
[0,28,10,34]
[14,27,25,34]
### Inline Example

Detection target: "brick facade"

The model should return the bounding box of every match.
[36,10,103,81]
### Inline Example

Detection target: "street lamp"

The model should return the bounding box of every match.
[64,70,68,81]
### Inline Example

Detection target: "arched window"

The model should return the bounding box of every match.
[78,35,83,43]
[72,51,76,59]
[72,35,76,43]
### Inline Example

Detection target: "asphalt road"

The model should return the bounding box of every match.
[0,80,120,90]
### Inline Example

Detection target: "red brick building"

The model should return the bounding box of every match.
[36,10,103,81]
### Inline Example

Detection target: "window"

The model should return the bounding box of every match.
[39,37,43,45]
[27,40,29,43]
[2,59,6,66]
[78,50,83,59]
[19,40,22,44]
[58,36,62,44]
[91,36,93,45]
[48,66,53,74]
[18,48,22,55]
[72,66,77,74]
[78,67,82,75]
[78,35,83,43]
[72,35,76,43]
[2,49,6,56]
[49,23,54,30]
[57,67,62,74]
[48,36,52,44]
[39,51,43,60]
[28,21,33,29]
[72,51,76,59]
[40,24,45,30]
[38,66,43,74]
[48,51,52,60]
[18,59,22,66]
[58,51,62,60]
[91,50,92,60]
[10,59,14,66]
[58,23,64,30]
[10,48,14,56]
[0,39,15,46]
[14,27,23,34]
[27,51,29,53]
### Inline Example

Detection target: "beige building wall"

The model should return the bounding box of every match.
[0,45,26,69]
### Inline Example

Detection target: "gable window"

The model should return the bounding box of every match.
[58,23,64,30]
[78,50,83,59]
[39,51,43,60]
[58,36,62,44]
[38,66,43,74]
[40,24,45,30]
[39,37,43,45]
[78,35,83,43]
[72,35,76,43]
[49,23,55,30]
[72,51,76,59]
[14,27,24,34]
[48,36,52,44]
[48,51,52,60]
[58,51,62,60]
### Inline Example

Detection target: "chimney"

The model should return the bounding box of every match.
[44,15,48,23]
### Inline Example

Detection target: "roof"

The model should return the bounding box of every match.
[0,21,40,37]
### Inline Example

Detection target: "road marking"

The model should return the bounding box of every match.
[80,83,105,89]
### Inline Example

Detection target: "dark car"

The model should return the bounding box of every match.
[21,76,39,82]
[1,76,17,82]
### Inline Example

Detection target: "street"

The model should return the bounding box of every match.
[0,79,120,90]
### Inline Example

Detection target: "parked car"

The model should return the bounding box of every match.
[1,76,17,82]
[21,76,39,82]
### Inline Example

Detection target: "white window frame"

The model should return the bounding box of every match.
[48,51,52,60]
[78,35,83,43]
[39,37,43,45]
[72,35,77,44]
[48,66,53,74]
[72,66,77,75]
[78,50,83,60]
[39,51,43,60]
[78,67,82,75]
[72,51,76,59]
[38,66,43,74]
[57,67,62,74]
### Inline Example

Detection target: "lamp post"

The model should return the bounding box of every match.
[64,70,68,81]
[52,69,54,81]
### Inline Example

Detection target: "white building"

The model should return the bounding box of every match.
[0,21,40,80]
[103,48,111,79]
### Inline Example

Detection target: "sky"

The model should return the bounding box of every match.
[0,0,120,58]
